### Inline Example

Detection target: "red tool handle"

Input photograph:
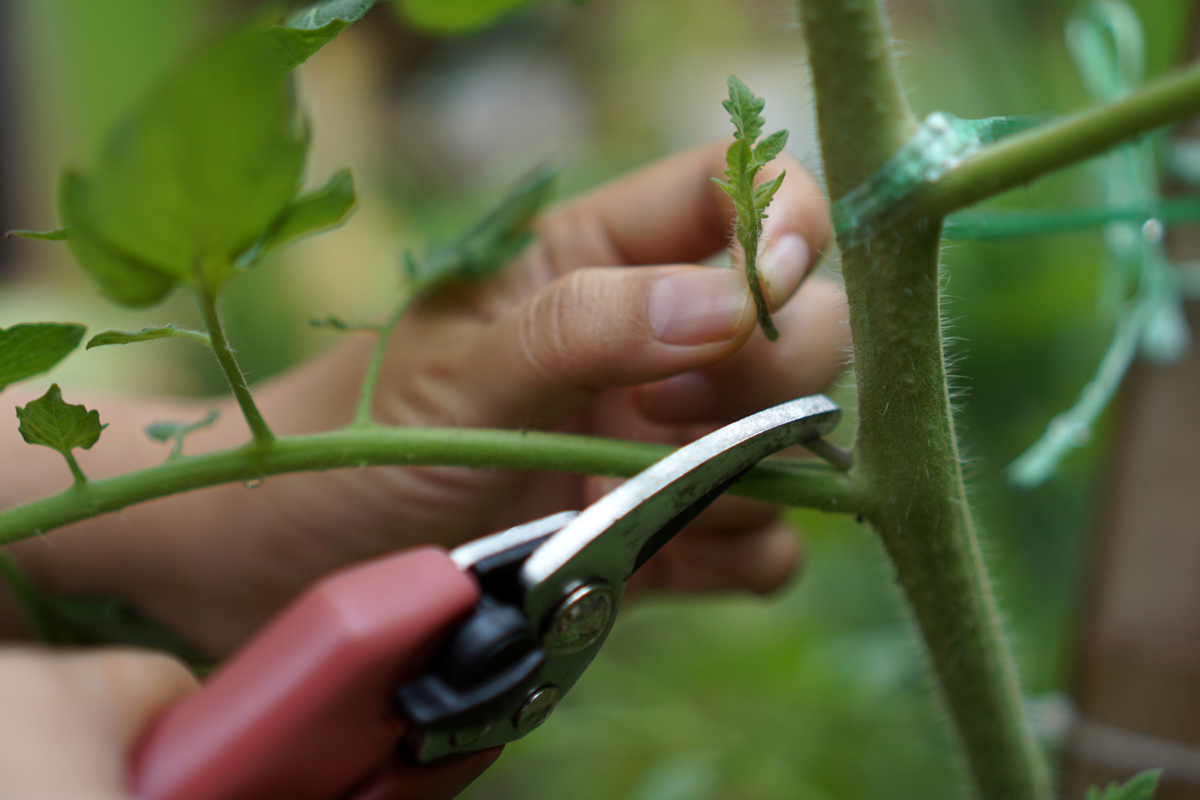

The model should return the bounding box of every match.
[130,546,481,800]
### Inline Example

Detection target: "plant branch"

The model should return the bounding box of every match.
[929,59,1200,215]
[0,427,864,546]
[800,1,1051,798]
[353,294,414,427]
[195,288,275,447]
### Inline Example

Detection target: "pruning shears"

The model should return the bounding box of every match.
[130,395,841,800]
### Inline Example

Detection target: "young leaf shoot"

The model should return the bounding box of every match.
[403,164,557,296]
[145,409,221,461]
[712,76,788,341]
[16,385,107,485]
[0,324,86,393]
[353,165,557,425]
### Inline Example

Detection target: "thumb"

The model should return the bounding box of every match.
[458,265,757,429]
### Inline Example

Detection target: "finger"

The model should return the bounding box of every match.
[452,265,761,429]
[82,650,201,748]
[0,648,198,799]
[538,139,829,272]
[626,521,803,596]
[354,747,503,800]
[637,276,850,423]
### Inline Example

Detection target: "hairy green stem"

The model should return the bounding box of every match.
[0,427,863,546]
[800,1,1050,798]
[930,59,1200,215]
[353,295,414,427]
[195,289,275,447]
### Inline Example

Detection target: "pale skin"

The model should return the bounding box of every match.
[0,140,849,799]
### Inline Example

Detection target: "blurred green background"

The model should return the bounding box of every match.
[0,0,1194,797]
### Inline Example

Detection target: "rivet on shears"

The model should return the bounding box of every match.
[513,684,562,734]
[542,582,615,657]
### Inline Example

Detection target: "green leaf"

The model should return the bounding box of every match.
[724,139,754,184]
[723,75,766,146]
[145,409,220,460]
[59,28,310,303]
[405,164,557,294]
[59,170,178,307]
[0,324,86,393]
[270,0,377,71]
[5,227,70,241]
[16,385,107,484]
[393,0,541,34]
[754,172,786,212]
[753,129,789,165]
[1086,769,1162,800]
[86,325,211,350]
[239,168,357,266]
[16,385,106,454]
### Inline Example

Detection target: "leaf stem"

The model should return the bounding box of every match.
[63,452,87,486]
[0,427,864,546]
[195,289,274,447]
[353,294,414,427]
[928,59,1200,215]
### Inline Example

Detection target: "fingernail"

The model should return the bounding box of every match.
[649,268,749,345]
[758,234,810,311]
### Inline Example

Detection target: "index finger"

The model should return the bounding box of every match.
[538,138,830,271]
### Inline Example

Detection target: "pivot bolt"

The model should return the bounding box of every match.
[514,684,561,734]
[542,582,615,657]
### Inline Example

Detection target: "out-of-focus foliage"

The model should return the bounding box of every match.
[392,0,543,34]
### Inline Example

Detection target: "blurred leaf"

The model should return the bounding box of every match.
[393,0,541,34]
[16,385,106,464]
[270,0,377,70]
[1066,0,1145,101]
[87,324,211,350]
[5,227,70,241]
[0,324,86,393]
[145,409,220,460]
[404,165,556,295]
[239,168,357,266]
[311,315,379,332]
[1086,769,1162,800]
[0,551,211,670]
[59,28,308,302]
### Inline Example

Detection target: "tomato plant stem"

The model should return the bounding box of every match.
[195,289,275,447]
[800,1,1051,798]
[0,426,863,546]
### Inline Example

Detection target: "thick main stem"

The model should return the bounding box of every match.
[196,289,275,447]
[799,2,1050,799]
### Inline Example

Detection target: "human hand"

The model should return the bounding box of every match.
[5,139,849,654]
[0,648,196,800]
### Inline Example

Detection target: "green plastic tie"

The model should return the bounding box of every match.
[831,113,1044,250]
